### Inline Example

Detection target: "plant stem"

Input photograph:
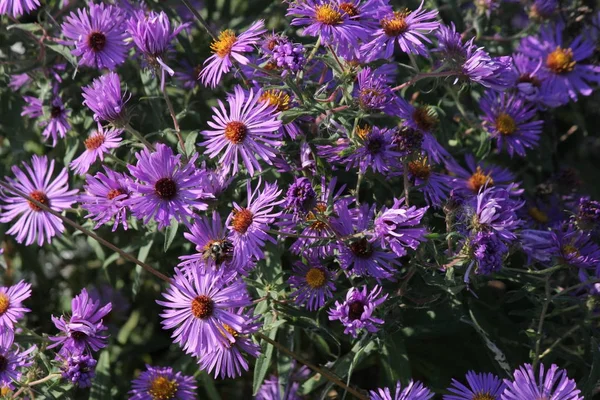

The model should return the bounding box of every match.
[538,325,581,360]
[0,180,171,284]
[503,264,565,275]
[327,44,345,72]
[255,332,368,400]
[179,0,216,39]
[161,87,187,160]
[532,276,552,370]
[12,374,61,399]
[124,124,155,151]
[392,71,455,92]
[403,159,410,206]
[356,172,363,205]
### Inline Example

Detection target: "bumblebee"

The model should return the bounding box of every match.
[202,239,234,265]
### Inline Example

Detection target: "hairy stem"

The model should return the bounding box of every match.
[161,87,187,160]
[124,124,155,151]
[12,373,61,399]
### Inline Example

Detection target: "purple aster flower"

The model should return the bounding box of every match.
[529,0,558,20]
[287,0,369,46]
[445,154,520,197]
[345,126,402,175]
[127,143,211,229]
[480,90,543,157]
[61,352,97,388]
[328,285,387,338]
[469,186,523,242]
[21,93,71,147]
[81,167,131,231]
[257,89,303,140]
[200,20,265,88]
[404,155,452,207]
[355,67,397,114]
[8,73,31,91]
[335,203,400,280]
[129,365,196,400]
[70,123,122,175]
[48,288,112,356]
[550,224,600,269]
[255,375,301,400]
[0,280,31,330]
[285,177,317,215]
[201,85,283,177]
[61,3,129,70]
[0,0,40,18]
[178,211,245,274]
[0,155,78,246]
[88,284,130,327]
[465,231,509,278]
[575,197,600,231]
[199,310,261,379]
[157,267,252,357]
[518,22,600,105]
[370,380,433,400]
[289,259,336,310]
[373,197,428,257]
[393,126,425,155]
[519,229,555,265]
[82,72,130,125]
[175,60,203,89]
[362,2,439,60]
[272,38,306,77]
[502,363,583,400]
[226,179,283,262]
[127,11,187,89]
[509,53,547,103]
[444,371,505,400]
[0,330,35,388]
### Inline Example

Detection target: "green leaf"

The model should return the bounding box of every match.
[380,333,412,384]
[45,43,78,69]
[183,131,199,156]
[164,220,179,252]
[87,236,106,262]
[253,317,279,395]
[199,371,222,400]
[137,238,154,263]
[7,23,42,32]
[89,350,111,400]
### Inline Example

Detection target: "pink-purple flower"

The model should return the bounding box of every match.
[70,123,123,175]
[0,280,31,330]
[129,365,197,400]
[80,167,131,231]
[328,285,387,338]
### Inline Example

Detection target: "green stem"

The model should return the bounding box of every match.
[178,0,216,39]
[12,374,61,399]
[124,124,155,151]
[532,276,552,370]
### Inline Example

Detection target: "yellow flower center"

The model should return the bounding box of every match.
[412,106,437,132]
[562,244,580,257]
[315,4,343,25]
[259,90,291,112]
[231,208,254,234]
[307,203,329,231]
[546,47,576,74]
[305,267,326,288]
[495,112,517,136]
[0,386,12,397]
[473,393,496,400]
[381,10,410,36]
[468,166,494,193]
[408,157,432,180]
[148,376,178,400]
[528,207,549,223]
[224,121,248,144]
[0,293,9,316]
[355,125,371,140]
[211,29,237,58]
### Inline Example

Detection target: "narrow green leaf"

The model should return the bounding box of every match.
[253,318,279,395]
[7,23,42,32]
[164,220,179,252]
[89,350,111,400]
[45,43,78,68]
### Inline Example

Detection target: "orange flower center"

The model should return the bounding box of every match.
[467,166,494,192]
[472,393,496,400]
[315,4,343,25]
[88,31,107,52]
[231,208,254,234]
[28,190,49,212]
[259,90,291,112]
[381,10,410,36]
[224,121,248,144]
[107,188,127,200]
[355,125,371,140]
[408,157,431,180]
[84,132,106,150]
[211,29,237,58]
[154,178,177,200]
[495,112,517,136]
[191,295,214,319]
[546,47,576,74]
[339,2,359,16]
[0,293,9,315]
[412,106,437,132]
[305,267,326,288]
[148,376,178,400]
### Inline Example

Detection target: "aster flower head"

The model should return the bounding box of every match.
[462,47,514,91]
[61,3,129,70]
[373,197,428,257]
[0,0,40,18]
[285,177,317,215]
[550,224,600,269]
[334,203,400,280]
[82,72,130,125]
[405,155,452,207]
[22,92,71,147]
[226,179,284,262]
[270,37,306,77]
[345,125,403,175]
[0,155,78,246]
[502,363,583,400]
[287,0,369,46]
[518,22,600,105]
[469,186,524,242]
[328,285,387,338]
[174,60,203,89]
[48,288,112,356]
[445,154,520,197]
[444,371,505,400]
[61,352,97,388]
[575,197,600,231]
[370,380,433,400]
[199,310,261,379]
[200,20,265,88]
[465,231,509,277]
[8,73,31,91]
[71,123,123,175]
[157,267,252,357]
[127,144,211,229]
[289,259,336,310]
[0,280,31,330]
[0,330,36,388]
[129,365,197,400]
[81,167,131,231]
[128,10,187,89]
[201,85,283,177]
[355,67,397,115]
[362,2,440,60]
[480,90,543,157]
[256,375,302,400]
